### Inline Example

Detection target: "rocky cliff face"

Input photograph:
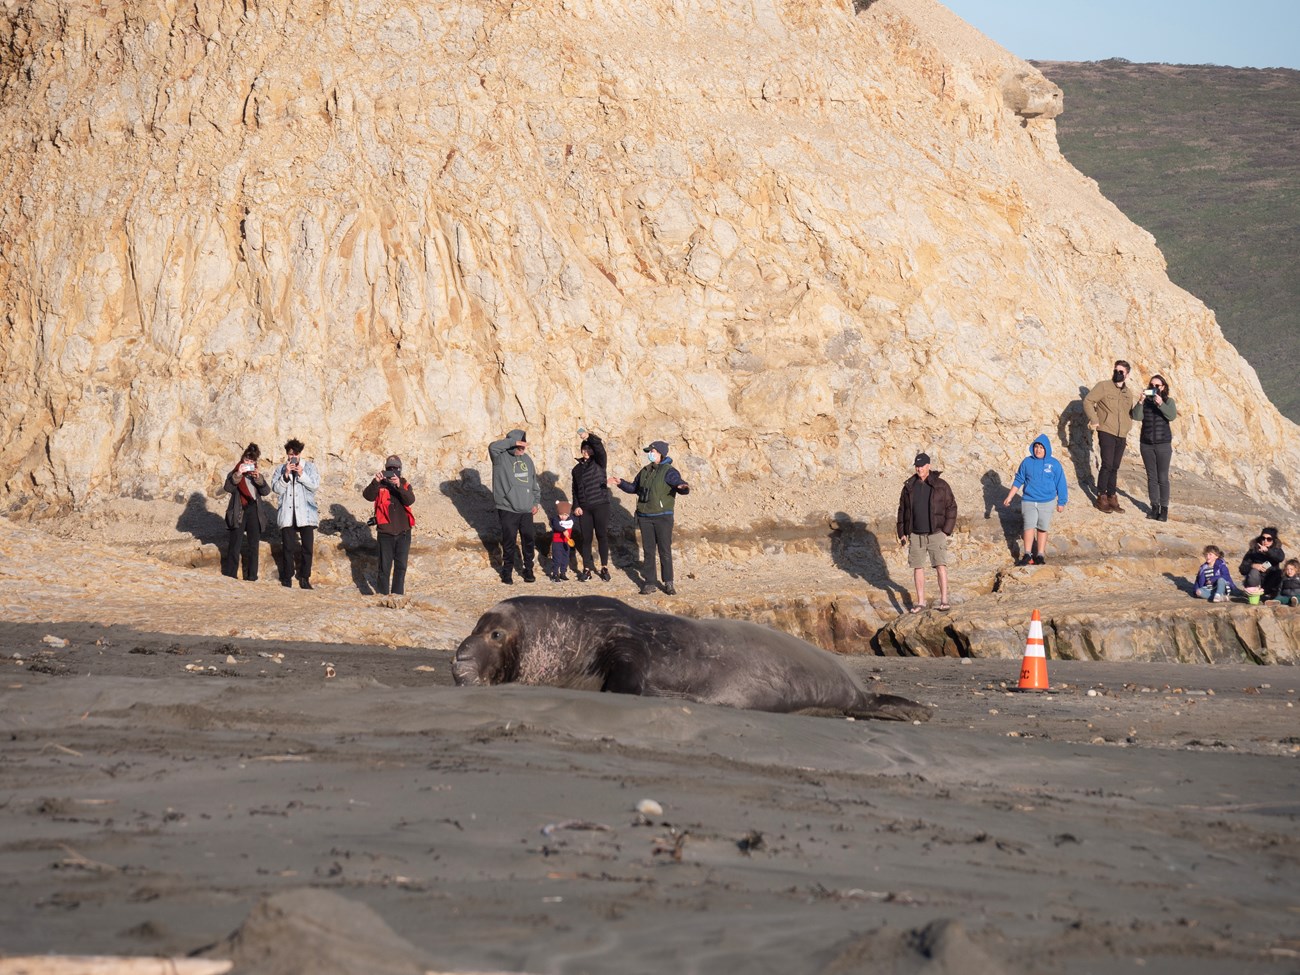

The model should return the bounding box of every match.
[2,0,1296,520]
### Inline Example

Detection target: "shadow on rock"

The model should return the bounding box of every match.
[979,471,1022,561]
[441,468,500,570]
[177,490,228,547]
[1058,386,1095,502]
[1162,571,1197,597]
[829,512,909,614]
[320,503,376,594]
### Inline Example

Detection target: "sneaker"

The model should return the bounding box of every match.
[599,566,611,582]
[639,583,657,595]
[664,583,677,595]
[559,573,569,581]
[501,571,514,585]
[281,580,293,588]
[299,579,313,590]
[1211,593,1225,603]
[522,570,536,583]
[1034,554,1047,565]
[577,569,591,582]
[1017,555,1033,567]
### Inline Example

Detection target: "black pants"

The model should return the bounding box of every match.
[638,515,674,586]
[574,503,611,572]
[377,531,411,595]
[497,509,535,574]
[222,505,262,580]
[279,525,315,584]
[1097,431,1127,496]
[1139,441,1172,506]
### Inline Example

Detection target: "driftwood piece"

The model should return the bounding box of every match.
[0,959,232,975]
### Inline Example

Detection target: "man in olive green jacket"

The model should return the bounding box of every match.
[1083,359,1142,513]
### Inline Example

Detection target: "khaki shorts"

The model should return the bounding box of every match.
[907,532,949,569]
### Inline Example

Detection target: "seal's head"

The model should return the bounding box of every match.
[452,606,523,686]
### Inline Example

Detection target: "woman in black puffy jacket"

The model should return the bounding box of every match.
[571,431,612,582]
[1129,373,1176,521]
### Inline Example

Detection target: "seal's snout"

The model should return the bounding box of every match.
[451,640,482,686]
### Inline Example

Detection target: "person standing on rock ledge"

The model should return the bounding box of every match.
[1001,434,1068,566]
[896,452,957,613]
[221,443,270,581]
[489,429,541,585]
[571,429,613,582]
[272,438,321,589]
[1083,359,1141,513]
[1129,373,1176,521]
[362,455,415,596]
[611,439,690,596]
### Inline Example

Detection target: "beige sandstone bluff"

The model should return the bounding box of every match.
[1,0,1297,528]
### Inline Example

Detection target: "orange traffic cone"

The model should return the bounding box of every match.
[1016,609,1050,691]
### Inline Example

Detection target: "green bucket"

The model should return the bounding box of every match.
[1246,592,1262,605]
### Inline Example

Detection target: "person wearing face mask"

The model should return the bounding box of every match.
[489,429,541,585]
[610,439,690,595]
[1129,373,1177,521]
[362,454,415,596]
[1083,359,1142,513]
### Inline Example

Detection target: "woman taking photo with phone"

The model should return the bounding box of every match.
[1130,373,1176,521]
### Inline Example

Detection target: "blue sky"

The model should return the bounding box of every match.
[940,0,1300,69]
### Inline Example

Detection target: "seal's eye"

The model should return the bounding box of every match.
[491,630,503,640]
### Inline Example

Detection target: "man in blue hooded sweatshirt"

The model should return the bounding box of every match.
[1002,434,1069,566]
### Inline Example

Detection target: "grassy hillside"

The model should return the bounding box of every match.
[1036,60,1300,422]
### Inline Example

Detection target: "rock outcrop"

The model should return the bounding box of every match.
[1,0,1296,523]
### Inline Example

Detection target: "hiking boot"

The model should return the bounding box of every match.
[501,568,514,585]
[639,582,657,595]
[599,566,611,582]
[522,569,536,583]
[1107,493,1123,513]
[1093,494,1109,513]
[1146,504,1160,520]
[299,579,313,590]
[1157,505,1169,522]
[664,583,677,595]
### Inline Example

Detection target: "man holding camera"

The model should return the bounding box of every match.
[362,454,416,596]
[272,437,321,589]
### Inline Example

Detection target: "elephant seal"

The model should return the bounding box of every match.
[452,595,930,722]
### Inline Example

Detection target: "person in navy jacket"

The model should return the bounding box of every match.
[1002,434,1069,566]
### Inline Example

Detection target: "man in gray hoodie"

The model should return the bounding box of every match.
[489,429,542,583]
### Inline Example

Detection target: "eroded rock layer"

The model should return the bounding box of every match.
[2,0,1295,516]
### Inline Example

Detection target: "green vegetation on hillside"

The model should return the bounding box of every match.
[1036,61,1300,422]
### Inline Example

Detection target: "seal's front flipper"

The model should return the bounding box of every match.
[850,692,931,722]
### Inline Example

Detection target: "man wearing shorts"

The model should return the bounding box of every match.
[896,452,958,613]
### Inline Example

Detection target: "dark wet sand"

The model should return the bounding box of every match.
[1,621,1298,975]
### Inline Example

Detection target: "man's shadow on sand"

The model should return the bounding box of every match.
[829,512,910,613]
[980,471,1022,560]
[1058,386,1097,503]
[320,503,377,594]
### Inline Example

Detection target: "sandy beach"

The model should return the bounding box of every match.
[2,617,1297,975]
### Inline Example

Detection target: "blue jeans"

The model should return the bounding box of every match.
[1194,579,1228,599]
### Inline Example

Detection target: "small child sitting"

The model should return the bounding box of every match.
[549,501,576,581]
[1194,545,1235,603]
[1271,558,1300,607]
